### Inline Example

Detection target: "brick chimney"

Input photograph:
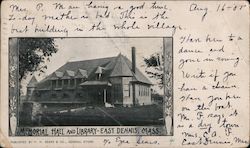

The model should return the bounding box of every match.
[132,47,136,73]
[132,47,136,106]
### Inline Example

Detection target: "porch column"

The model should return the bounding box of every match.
[103,89,107,103]
[62,79,64,87]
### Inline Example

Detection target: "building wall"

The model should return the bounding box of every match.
[30,77,151,107]
[109,77,123,105]
[26,87,35,101]
[122,77,133,106]
[134,84,151,105]
[32,88,91,103]
[31,77,89,103]
[108,77,152,106]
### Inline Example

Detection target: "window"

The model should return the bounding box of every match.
[35,92,41,98]
[96,73,102,80]
[123,84,130,97]
[27,89,31,95]
[113,84,121,100]
[70,79,75,87]
[62,93,69,98]
[143,86,145,96]
[76,93,82,98]
[140,86,142,96]
[139,85,145,96]
[76,78,82,86]
[63,79,68,87]
[52,80,56,88]
[129,84,131,97]
[124,91,129,97]
[58,80,62,88]
[139,85,140,96]
[144,87,146,96]
[139,86,149,96]
[51,93,57,98]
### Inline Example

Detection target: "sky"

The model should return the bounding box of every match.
[22,37,166,95]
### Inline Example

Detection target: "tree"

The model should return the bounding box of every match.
[143,52,164,88]
[18,38,58,81]
[144,50,173,98]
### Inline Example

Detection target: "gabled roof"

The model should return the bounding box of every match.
[62,70,75,79]
[57,56,117,75]
[110,54,133,77]
[122,56,152,84]
[95,66,104,74]
[35,53,151,89]
[27,76,38,87]
[75,69,88,78]
[50,71,63,80]
[66,70,75,77]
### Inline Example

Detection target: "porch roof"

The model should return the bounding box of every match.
[80,81,112,86]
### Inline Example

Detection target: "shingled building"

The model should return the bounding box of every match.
[26,47,152,107]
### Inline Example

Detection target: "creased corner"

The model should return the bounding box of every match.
[0,129,12,148]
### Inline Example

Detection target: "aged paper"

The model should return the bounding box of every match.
[0,0,249,147]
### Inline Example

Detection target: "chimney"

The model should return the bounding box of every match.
[132,47,136,73]
[132,47,136,106]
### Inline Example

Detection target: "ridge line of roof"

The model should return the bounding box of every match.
[66,55,118,63]
[121,55,152,85]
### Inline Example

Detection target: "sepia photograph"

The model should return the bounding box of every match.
[9,37,173,135]
[2,0,249,147]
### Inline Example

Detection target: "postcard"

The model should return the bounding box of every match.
[1,0,249,147]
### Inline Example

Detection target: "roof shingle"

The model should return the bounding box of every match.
[35,53,151,89]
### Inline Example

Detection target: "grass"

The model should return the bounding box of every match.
[20,104,164,126]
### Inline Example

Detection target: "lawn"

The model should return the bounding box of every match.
[20,104,164,126]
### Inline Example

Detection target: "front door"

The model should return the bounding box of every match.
[91,87,104,106]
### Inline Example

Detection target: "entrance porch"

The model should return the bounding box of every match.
[80,81,112,106]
